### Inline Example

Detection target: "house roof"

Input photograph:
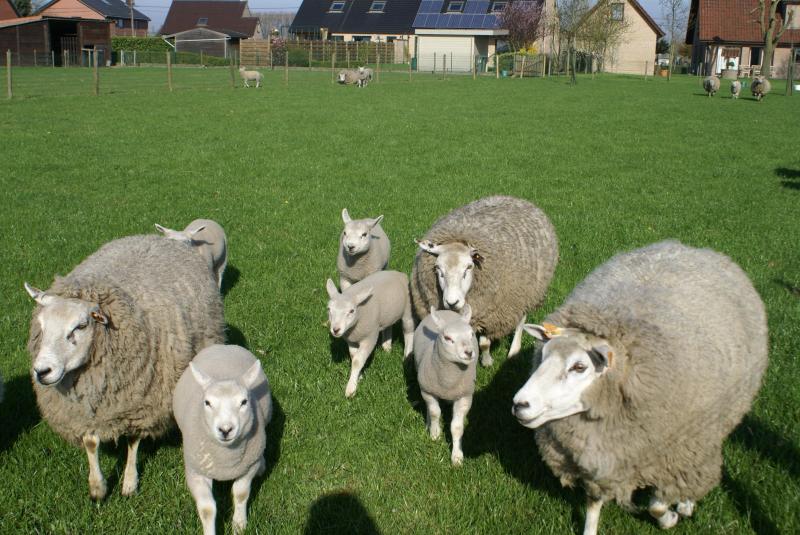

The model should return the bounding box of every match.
[291,0,422,35]
[0,14,106,27]
[686,0,800,45]
[161,0,258,37]
[35,0,150,21]
[0,0,21,20]
[412,0,502,30]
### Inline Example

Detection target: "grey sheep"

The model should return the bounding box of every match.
[730,80,741,99]
[156,219,228,289]
[337,208,390,290]
[326,271,414,398]
[173,345,271,535]
[751,76,771,101]
[512,240,767,535]
[414,306,478,466]
[25,235,225,500]
[411,195,558,367]
[702,75,720,96]
[337,69,368,87]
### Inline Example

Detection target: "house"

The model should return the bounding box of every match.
[686,0,800,78]
[36,0,150,37]
[160,0,262,57]
[0,15,111,65]
[0,0,20,21]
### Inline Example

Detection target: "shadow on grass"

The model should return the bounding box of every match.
[302,491,381,535]
[0,374,40,453]
[226,323,249,349]
[729,415,800,481]
[722,468,781,535]
[775,168,800,190]
[220,264,241,297]
[329,336,350,364]
[773,278,800,298]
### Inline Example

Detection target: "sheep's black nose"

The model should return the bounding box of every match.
[464,350,473,358]
[513,401,530,415]
[445,300,458,308]
[219,426,232,438]
[35,367,52,380]
[332,327,341,335]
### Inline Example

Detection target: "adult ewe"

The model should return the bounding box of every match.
[25,235,225,500]
[703,75,720,96]
[411,196,558,366]
[337,208,390,290]
[751,76,772,101]
[730,80,741,99]
[337,69,368,87]
[512,240,767,535]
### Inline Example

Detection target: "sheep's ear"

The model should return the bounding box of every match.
[469,245,484,267]
[24,282,53,306]
[523,323,562,341]
[154,223,168,234]
[187,225,206,239]
[415,239,442,255]
[430,308,445,329]
[341,209,352,224]
[354,287,373,305]
[326,279,339,298]
[460,304,472,324]
[90,306,109,326]
[241,360,263,389]
[589,344,614,370]
[190,363,213,389]
[370,215,384,229]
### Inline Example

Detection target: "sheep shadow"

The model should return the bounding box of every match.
[226,323,250,349]
[0,374,40,453]
[106,429,183,496]
[721,468,781,535]
[220,264,241,297]
[302,491,382,535]
[328,336,350,364]
[773,278,800,298]
[728,415,800,481]
[775,167,800,190]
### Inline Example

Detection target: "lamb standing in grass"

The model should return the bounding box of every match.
[173,345,271,535]
[414,306,478,466]
[751,76,771,100]
[358,66,374,82]
[411,195,558,367]
[512,240,767,535]
[155,219,228,289]
[703,75,720,96]
[337,69,368,87]
[25,235,224,500]
[337,208,390,290]
[326,271,414,397]
[730,80,741,99]
[238,66,263,88]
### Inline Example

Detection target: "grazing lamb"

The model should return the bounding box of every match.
[411,196,558,367]
[751,76,771,101]
[173,345,271,535]
[155,219,228,289]
[337,69,368,87]
[730,80,741,99]
[512,240,767,535]
[414,306,478,466]
[238,66,263,88]
[326,271,414,398]
[702,75,720,96]
[25,235,224,500]
[337,208,390,290]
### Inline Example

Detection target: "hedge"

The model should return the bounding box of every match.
[111,37,170,52]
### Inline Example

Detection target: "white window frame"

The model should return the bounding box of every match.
[368,0,386,13]
[446,0,465,13]
[490,1,507,13]
[329,1,346,13]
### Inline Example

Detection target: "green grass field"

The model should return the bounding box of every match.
[0,69,798,534]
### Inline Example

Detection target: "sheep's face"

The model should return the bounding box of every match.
[337,72,347,82]
[341,209,383,256]
[191,361,262,446]
[24,283,107,387]
[417,240,483,312]
[430,306,476,366]
[326,278,373,338]
[512,326,612,429]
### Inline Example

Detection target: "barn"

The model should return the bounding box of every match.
[0,15,111,66]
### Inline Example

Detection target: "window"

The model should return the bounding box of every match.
[490,1,507,13]
[751,47,761,66]
[610,2,623,21]
[787,5,799,29]
[197,17,208,25]
[368,0,385,12]
[329,1,345,12]
[445,0,464,13]
[116,19,124,28]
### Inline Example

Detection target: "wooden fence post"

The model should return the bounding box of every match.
[443,54,446,79]
[406,42,411,82]
[309,42,313,71]
[495,53,499,79]
[520,54,526,79]
[133,49,136,66]
[284,47,288,86]
[433,52,436,74]
[331,50,336,83]
[51,50,55,68]
[471,41,476,80]
[200,50,204,65]
[376,43,380,82]
[34,49,37,67]
[6,50,11,99]
[228,54,235,88]
[93,50,99,96]
[167,51,174,91]
[346,44,350,68]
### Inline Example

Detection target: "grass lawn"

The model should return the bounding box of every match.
[0,69,798,535]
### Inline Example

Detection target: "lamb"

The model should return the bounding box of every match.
[337,69,368,87]
[358,66,374,82]
[326,271,414,398]
[173,344,271,535]
[238,66,263,88]
[25,235,225,500]
[155,219,228,289]
[413,306,478,466]
[730,80,741,99]
[511,240,768,535]
[411,195,558,367]
[337,208,390,290]
[702,75,720,96]
[751,76,771,101]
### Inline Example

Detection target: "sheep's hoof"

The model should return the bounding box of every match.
[345,383,358,398]
[233,517,246,534]
[451,450,464,466]
[89,478,107,501]
[657,510,679,529]
[676,500,694,518]
[428,426,441,441]
[381,340,392,352]
[121,475,138,496]
[480,353,493,367]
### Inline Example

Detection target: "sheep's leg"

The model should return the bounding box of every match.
[381,326,393,352]
[648,497,679,529]
[216,258,226,290]
[186,465,216,535]
[507,316,525,358]
[402,302,415,359]
[345,333,377,398]
[83,433,107,501]
[420,390,441,441]
[676,500,695,518]
[450,395,472,466]
[479,336,493,367]
[232,459,262,534]
[583,497,604,535]
[121,436,141,496]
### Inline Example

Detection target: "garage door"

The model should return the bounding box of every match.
[417,36,473,73]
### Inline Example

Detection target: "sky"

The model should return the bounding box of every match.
[135,0,675,38]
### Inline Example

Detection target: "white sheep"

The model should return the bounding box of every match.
[238,66,263,88]
[751,76,771,101]
[337,69,368,87]
[155,219,227,289]
[730,80,741,99]
[173,344,271,535]
[413,306,478,466]
[358,66,374,82]
[512,241,767,535]
[337,208,390,290]
[702,75,720,96]
[326,271,414,398]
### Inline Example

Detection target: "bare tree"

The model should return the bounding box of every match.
[556,0,591,84]
[752,0,794,78]
[659,0,688,80]
[579,0,632,76]
[256,12,296,39]
[497,1,545,52]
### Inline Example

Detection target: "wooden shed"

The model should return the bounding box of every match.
[0,15,111,66]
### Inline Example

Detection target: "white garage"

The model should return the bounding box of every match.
[415,30,506,73]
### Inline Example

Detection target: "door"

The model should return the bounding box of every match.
[417,36,473,72]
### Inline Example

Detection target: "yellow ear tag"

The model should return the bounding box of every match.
[541,323,563,338]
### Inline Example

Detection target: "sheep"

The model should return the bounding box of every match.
[173,344,271,535]
[411,195,558,367]
[751,76,771,101]
[326,271,414,398]
[358,66,374,82]
[25,234,225,500]
[730,80,741,99]
[511,240,768,535]
[238,66,263,88]
[702,75,720,96]
[337,69,368,87]
[155,219,228,289]
[337,208,390,290]
[413,306,478,466]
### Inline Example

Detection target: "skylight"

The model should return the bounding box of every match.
[368,0,385,13]
[445,0,464,13]
[197,17,208,25]
[329,1,345,12]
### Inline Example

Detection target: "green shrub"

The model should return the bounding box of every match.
[111,37,170,52]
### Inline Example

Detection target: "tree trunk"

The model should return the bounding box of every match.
[570,41,577,84]
[668,42,674,81]
[762,27,775,77]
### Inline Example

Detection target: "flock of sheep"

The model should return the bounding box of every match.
[703,74,772,100]
[20,195,768,535]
